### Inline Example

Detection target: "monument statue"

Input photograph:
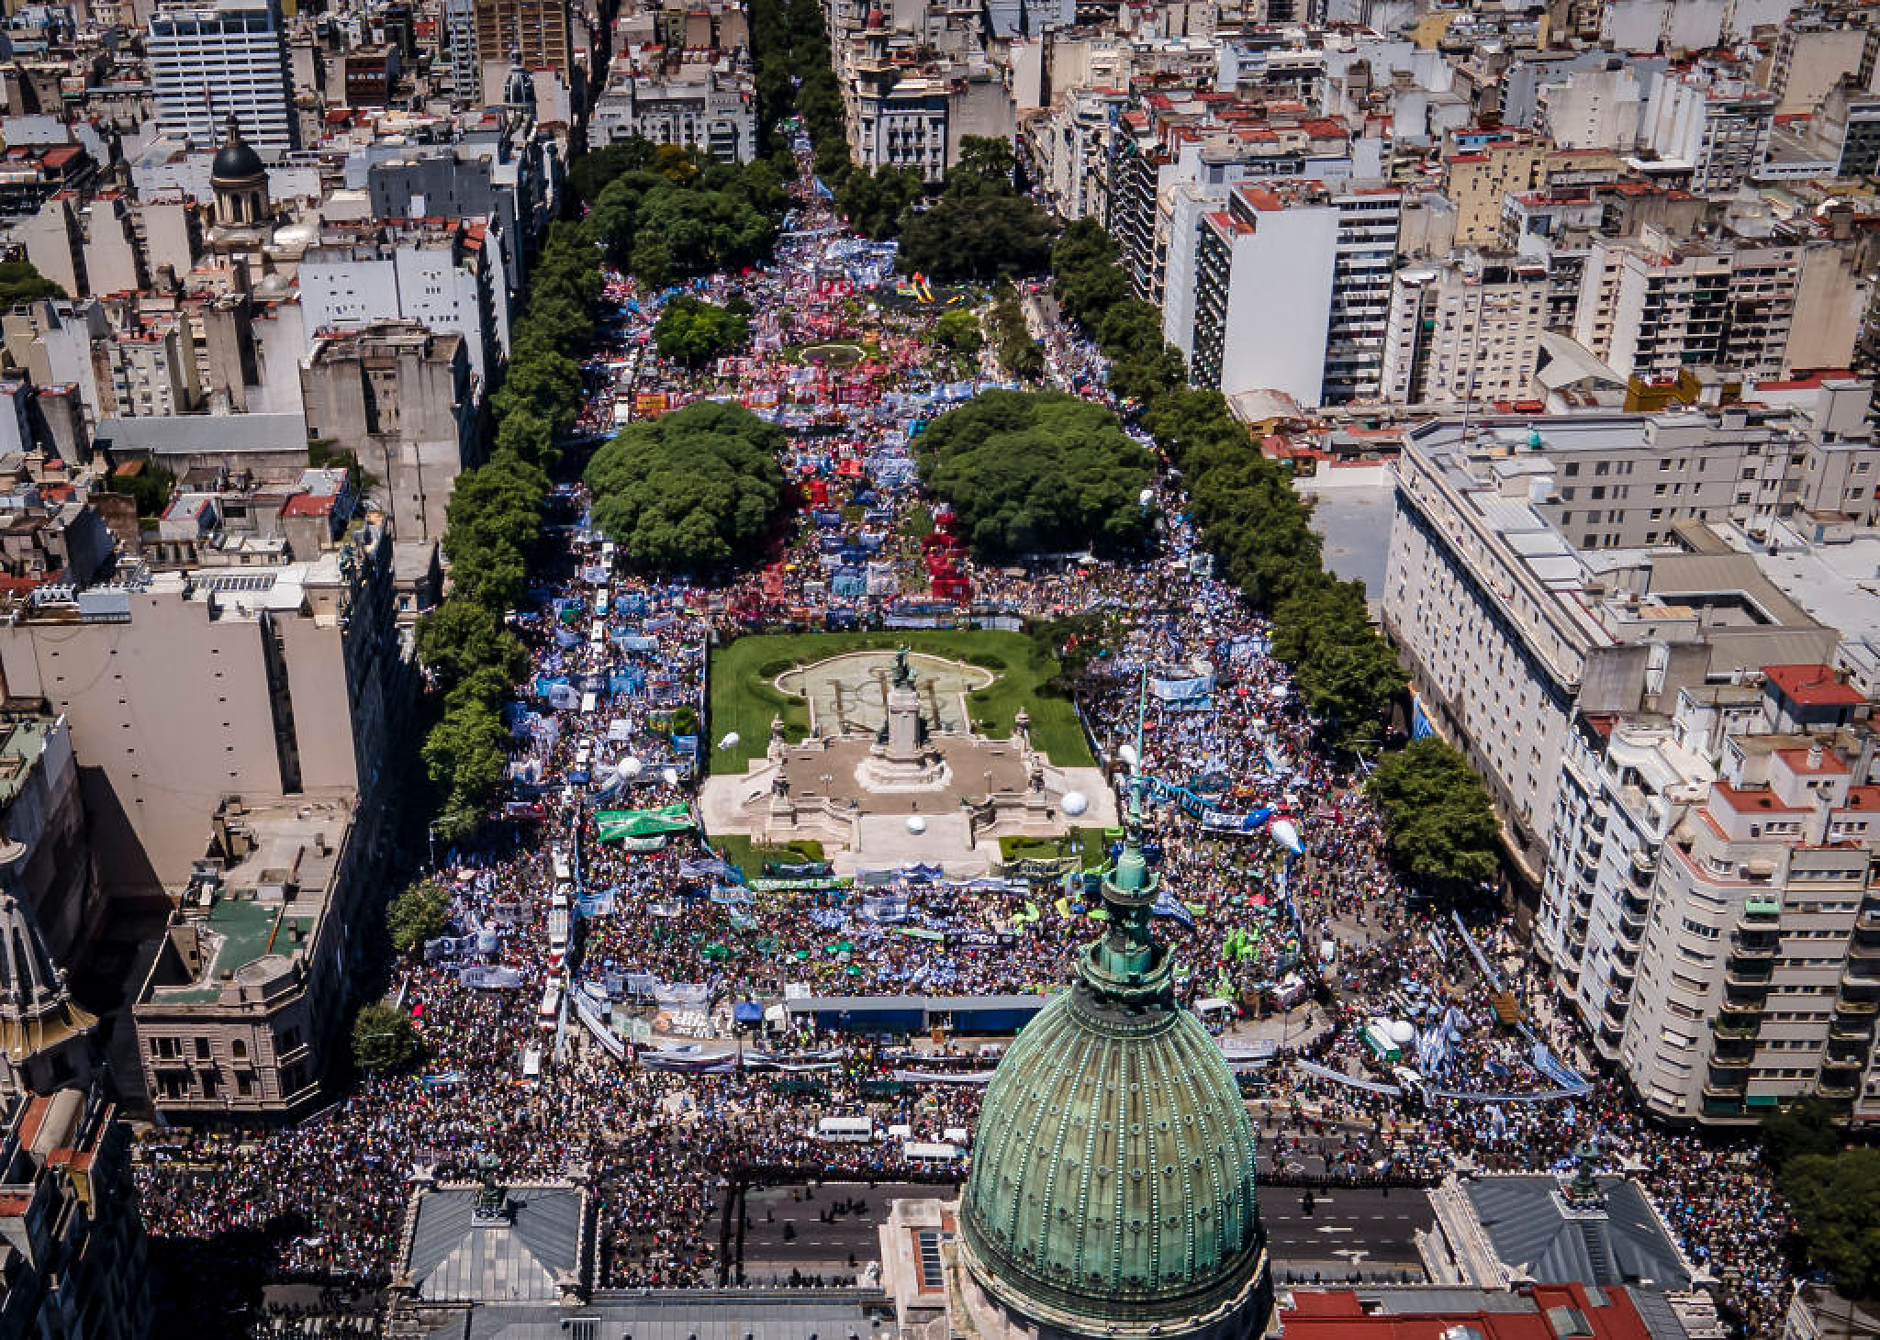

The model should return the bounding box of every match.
[892,644,914,688]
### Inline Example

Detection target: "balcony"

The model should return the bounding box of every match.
[1711,1016,1760,1041]
[1820,1050,1866,1072]
[1829,1016,1874,1042]
[1729,937,1779,962]
[1726,964,1774,990]
[1703,1079,1746,1101]
[1708,1048,1754,1071]
[1849,938,1880,964]
[1818,1078,1859,1100]
[1835,996,1879,1017]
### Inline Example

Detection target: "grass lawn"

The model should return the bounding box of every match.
[707,629,1094,774]
[706,833,825,879]
[999,828,1118,870]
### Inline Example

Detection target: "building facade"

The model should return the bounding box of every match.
[147,0,296,153]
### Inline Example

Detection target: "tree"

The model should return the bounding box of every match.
[898,192,1055,282]
[416,599,528,701]
[946,136,1019,198]
[492,348,582,440]
[352,1001,419,1071]
[934,309,983,357]
[98,461,176,519]
[1368,738,1501,890]
[837,165,924,239]
[0,260,64,308]
[585,400,788,573]
[1761,1094,1846,1172]
[654,296,751,366]
[386,878,453,954]
[914,390,1154,559]
[1270,576,1402,751]
[423,699,509,819]
[1782,1149,1880,1299]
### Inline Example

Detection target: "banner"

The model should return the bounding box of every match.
[1148,668,1215,702]
[1200,806,1275,835]
[890,1068,996,1085]
[459,965,527,989]
[595,805,694,840]
[749,875,848,892]
[651,982,711,1007]
[574,993,627,1062]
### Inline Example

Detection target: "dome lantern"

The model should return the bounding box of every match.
[958,776,1274,1338]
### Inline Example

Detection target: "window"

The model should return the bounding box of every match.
[194,1037,211,1060]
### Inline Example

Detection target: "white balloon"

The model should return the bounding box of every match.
[1118,744,1139,768]
[905,815,927,834]
[1388,1020,1416,1045]
[661,766,679,786]
[1268,816,1303,855]
[1062,790,1089,817]
[718,731,741,750]
[1138,488,1154,507]
[620,757,643,778]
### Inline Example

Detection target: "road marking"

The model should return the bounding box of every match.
[1313,1225,1354,1236]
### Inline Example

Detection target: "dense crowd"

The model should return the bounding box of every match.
[130,146,1792,1338]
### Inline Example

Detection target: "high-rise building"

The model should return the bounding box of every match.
[472,0,573,74]
[147,0,297,153]
[1380,253,1553,406]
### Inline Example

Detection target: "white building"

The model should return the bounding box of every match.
[1638,69,1774,193]
[148,0,297,153]
[1190,180,1400,408]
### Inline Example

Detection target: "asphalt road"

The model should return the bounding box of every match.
[731,1181,939,1282]
[726,1178,1432,1287]
[1262,1184,1434,1283]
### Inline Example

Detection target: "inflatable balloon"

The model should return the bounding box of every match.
[718,732,741,750]
[661,766,679,786]
[620,757,643,778]
[1268,816,1303,855]
[906,815,927,834]
[1062,790,1089,817]
[1388,1019,1416,1046]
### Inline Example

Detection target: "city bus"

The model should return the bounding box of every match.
[537,982,562,1032]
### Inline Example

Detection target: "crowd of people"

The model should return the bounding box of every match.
[128,142,1793,1338]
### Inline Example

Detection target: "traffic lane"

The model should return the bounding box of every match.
[1260,1185,1434,1271]
[733,1181,939,1272]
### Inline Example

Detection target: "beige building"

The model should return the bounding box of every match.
[300,322,478,545]
[1614,692,1880,1125]
[133,794,363,1118]
[0,523,400,896]
[1383,411,1857,865]
[1379,253,1552,406]
[0,713,101,974]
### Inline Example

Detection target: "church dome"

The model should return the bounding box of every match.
[959,794,1269,1337]
[211,116,266,184]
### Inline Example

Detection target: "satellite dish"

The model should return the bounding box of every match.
[1062,790,1089,817]
[905,815,927,834]
[718,731,740,750]
[620,757,643,778]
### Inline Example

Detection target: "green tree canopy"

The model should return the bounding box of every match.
[1782,1149,1880,1299]
[654,296,751,367]
[352,1001,419,1071]
[98,461,176,519]
[934,309,984,357]
[423,698,509,825]
[1760,1094,1846,1172]
[1271,575,1403,751]
[585,400,788,573]
[386,878,453,954]
[1368,738,1501,890]
[898,192,1055,283]
[836,165,925,239]
[0,260,64,308]
[914,390,1154,559]
[416,598,528,705]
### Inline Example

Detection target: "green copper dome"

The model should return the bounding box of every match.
[960,793,1270,1336]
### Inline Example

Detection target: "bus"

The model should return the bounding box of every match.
[538,982,562,1032]
[551,848,573,884]
[809,1116,876,1143]
[548,893,571,963]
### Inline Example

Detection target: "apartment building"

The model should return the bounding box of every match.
[1573,230,1803,383]
[1638,71,1774,193]
[133,794,364,1119]
[0,713,102,977]
[1382,409,1868,863]
[147,0,296,153]
[589,61,758,164]
[1620,706,1880,1124]
[1190,179,1400,408]
[1379,253,1552,406]
[0,1085,150,1338]
[472,0,572,74]
[0,523,400,895]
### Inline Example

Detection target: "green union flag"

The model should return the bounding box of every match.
[594,805,694,841]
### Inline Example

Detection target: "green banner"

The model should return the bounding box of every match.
[595,804,694,840]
